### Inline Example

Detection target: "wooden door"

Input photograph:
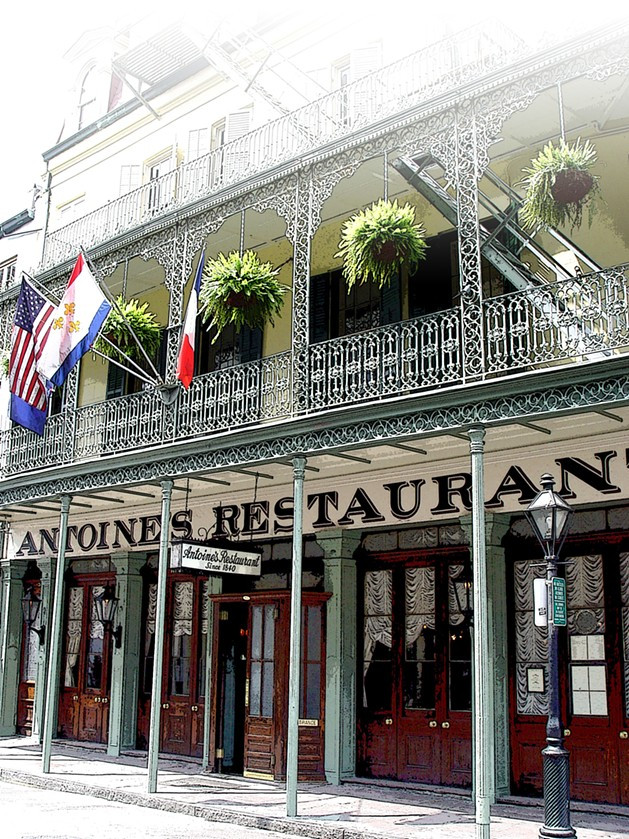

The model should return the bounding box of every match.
[511,547,629,805]
[358,555,472,787]
[160,576,208,756]
[17,579,41,735]
[58,577,114,743]
[243,598,285,779]
[209,591,329,780]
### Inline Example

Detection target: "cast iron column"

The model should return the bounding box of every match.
[147,479,172,793]
[42,494,71,773]
[286,455,306,817]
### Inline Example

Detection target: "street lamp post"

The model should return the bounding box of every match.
[525,473,576,839]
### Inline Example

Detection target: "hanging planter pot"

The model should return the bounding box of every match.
[200,250,287,340]
[94,296,161,362]
[335,199,428,290]
[519,138,599,231]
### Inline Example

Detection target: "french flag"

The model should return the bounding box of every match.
[177,250,205,389]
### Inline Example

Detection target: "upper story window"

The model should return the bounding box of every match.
[78,66,99,130]
[188,128,209,160]
[119,165,140,196]
[0,258,17,291]
[59,196,86,226]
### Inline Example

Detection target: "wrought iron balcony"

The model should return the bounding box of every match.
[41,21,525,272]
[0,264,626,481]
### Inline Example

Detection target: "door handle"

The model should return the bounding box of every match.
[102,697,108,705]
[563,729,570,737]
[441,721,450,729]
[162,703,170,709]
[429,720,438,728]
[620,731,628,740]
[94,697,101,703]
[191,705,199,712]
[73,695,79,702]
[385,718,393,725]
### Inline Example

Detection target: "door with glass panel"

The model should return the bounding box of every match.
[17,578,42,735]
[358,555,473,786]
[58,576,114,743]
[511,548,629,805]
[159,575,209,756]
[210,591,328,780]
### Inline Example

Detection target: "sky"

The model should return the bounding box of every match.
[0,0,626,224]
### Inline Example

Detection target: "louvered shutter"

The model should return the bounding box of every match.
[310,273,331,343]
[349,44,382,124]
[224,110,252,181]
[379,272,401,326]
[238,326,262,363]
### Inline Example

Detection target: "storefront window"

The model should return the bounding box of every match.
[404,567,436,710]
[250,604,275,717]
[363,569,392,710]
[64,587,83,688]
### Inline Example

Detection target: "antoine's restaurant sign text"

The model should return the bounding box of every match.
[170,541,262,576]
[11,448,629,558]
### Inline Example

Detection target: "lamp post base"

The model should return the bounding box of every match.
[539,743,576,839]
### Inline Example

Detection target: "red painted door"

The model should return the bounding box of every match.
[160,575,209,756]
[511,546,629,805]
[58,576,114,743]
[358,553,472,787]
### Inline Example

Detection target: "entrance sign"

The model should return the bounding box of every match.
[171,541,262,576]
[551,577,567,626]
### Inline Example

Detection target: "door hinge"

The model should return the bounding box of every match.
[273,606,279,620]
[216,748,224,758]
[270,754,276,768]
[219,610,229,621]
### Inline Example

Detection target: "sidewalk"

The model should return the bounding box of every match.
[0,737,627,839]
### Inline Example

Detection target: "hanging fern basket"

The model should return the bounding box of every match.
[519,138,599,230]
[200,250,287,340]
[335,199,428,290]
[94,296,161,362]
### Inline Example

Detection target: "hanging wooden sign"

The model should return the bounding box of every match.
[170,540,262,576]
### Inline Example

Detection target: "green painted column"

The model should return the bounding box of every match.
[460,508,511,805]
[0,558,29,735]
[32,557,57,742]
[286,455,306,818]
[318,528,361,785]
[147,479,172,793]
[107,552,146,756]
[42,494,71,773]
[202,575,222,771]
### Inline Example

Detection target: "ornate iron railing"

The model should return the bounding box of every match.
[1,265,628,479]
[308,309,463,410]
[484,265,629,373]
[0,352,292,477]
[42,21,524,270]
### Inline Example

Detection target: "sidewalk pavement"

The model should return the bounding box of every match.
[1,737,628,839]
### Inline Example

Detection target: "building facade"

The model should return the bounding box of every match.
[0,11,628,808]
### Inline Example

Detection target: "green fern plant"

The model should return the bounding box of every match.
[200,250,287,340]
[95,296,161,362]
[0,351,9,379]
[335,199,428,290]
[519,138,599,230]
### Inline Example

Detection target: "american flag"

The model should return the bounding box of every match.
[9,278,56,434]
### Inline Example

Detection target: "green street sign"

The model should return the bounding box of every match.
[552,577,567,626]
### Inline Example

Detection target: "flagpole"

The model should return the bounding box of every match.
[21,272,61,305]
[79,246,164,385]
[89,347,156,387]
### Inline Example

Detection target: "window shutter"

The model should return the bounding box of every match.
[379,272,401,326]
[309,273,331,343]
[348,44,382,123]
[224,110,252,180]
[106,363,125,399]
[187,128,209,160]
[238,326,262,364]
[349,44,382,81]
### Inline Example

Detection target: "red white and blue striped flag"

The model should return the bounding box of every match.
[176,249,205,389]
[9,278,56,435]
